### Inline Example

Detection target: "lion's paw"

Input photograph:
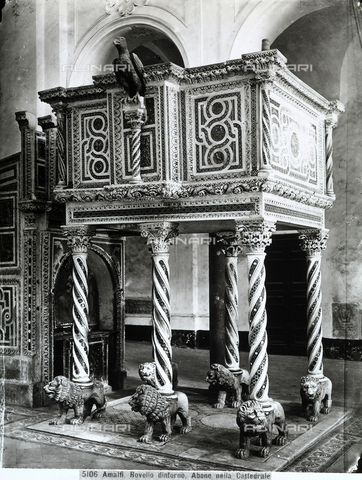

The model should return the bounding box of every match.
[306,415,318,423]
[255,437,263,446]
[231,401,241,408]
[213,402,225,409]
[321,407,330,414]
[274,435,287,446]
[158,434,171,442]
[260,447,270,458]
[49,417,65,425]
[235,448,250,459]
[139,435,151,443]
[180,426,191,435]
[70,417,83,425]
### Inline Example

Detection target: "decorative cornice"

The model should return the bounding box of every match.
[15,111,37,130]
[18,200,51,212]
[298,229,329,256]
[53,178,334,209]
[38,114,57,130]
[38,85,105,107]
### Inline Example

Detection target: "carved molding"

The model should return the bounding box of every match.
[298,229,329,256]
[105,0,147,17]
[53,178,333,209]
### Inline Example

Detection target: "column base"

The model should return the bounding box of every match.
[72,380,94,388]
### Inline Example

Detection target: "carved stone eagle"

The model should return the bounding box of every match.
[113,36,146,100]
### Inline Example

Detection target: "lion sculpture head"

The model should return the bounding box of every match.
[206,363,237,390]
[300,376,322,400]
[129,384,171,422]
[236,399,267,429]
[44,375,83,408]
[138,362,157,388]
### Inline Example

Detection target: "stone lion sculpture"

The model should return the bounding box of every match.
[235,399,287,459]
[128,384,191,443]
[300,375,332,422]
[139,361,178,390]
[44,375,106,425]
[206,363,249,409]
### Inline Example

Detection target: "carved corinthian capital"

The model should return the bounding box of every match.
[216,232,243,257]
[236,220,276,253]
[63,226,95,254]
[299,229,329,257]
[140,222,179,254]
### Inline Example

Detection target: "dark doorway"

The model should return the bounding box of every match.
[265,233,308,355]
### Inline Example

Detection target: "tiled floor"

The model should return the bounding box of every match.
[2,341,362,471]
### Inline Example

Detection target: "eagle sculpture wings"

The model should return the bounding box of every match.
[113,36,146,100]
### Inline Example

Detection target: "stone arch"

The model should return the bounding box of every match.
[50,242,124,385]
[228,0,343,60]
[68,13,189,87]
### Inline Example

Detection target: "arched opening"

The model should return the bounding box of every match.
[52,249,119,388]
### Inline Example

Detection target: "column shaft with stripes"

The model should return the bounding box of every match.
[140,222,179,395]
[55,107,67,187]
[64,226,94,387]
[260,81,273,171]
[299,229,329,378]
[124,107,146,184]
[217,233,243,372]
[237,220,276,406]
[325,100,344,197]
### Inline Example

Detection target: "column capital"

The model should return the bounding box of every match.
[216,232,243,257]
[62,225,95,254]
[236,220,276,253]
[140,222,179,254]
[15,110,37,130]
[38,114,57,131]
[123,107,146,129]
[298,229,329,256]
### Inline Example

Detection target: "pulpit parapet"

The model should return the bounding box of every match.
[39,49,344,230]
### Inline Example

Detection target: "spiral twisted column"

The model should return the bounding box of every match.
[299,229,329,379]
[260,81,273,172]
[237,220,276,407]
[325,100,344,197]
[217,232,243,373]
[63,226,94,387]
[140,222,179,395]
[55,107,67,187]
[124,107,146,184]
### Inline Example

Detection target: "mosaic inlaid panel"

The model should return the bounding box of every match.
[187,90,246,180]
[270,96,323,191]
[0,282,20,354]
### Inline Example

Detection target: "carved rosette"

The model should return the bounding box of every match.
[299,229,329,378]
[237,221,276,405]
[217,233,243,372]
[63,226,94,386]
[124,108,146,184]
[140,222,179,394]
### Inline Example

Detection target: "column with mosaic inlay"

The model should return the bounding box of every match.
[325,100,344,198]
[124,106,146,184]
[63,225,94,387]
[237,220,276,408]
[54,106,68,187]
[140,222,179,395]
[217,232,243,374]
[298,229,329,380]
[258,76,274,172]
